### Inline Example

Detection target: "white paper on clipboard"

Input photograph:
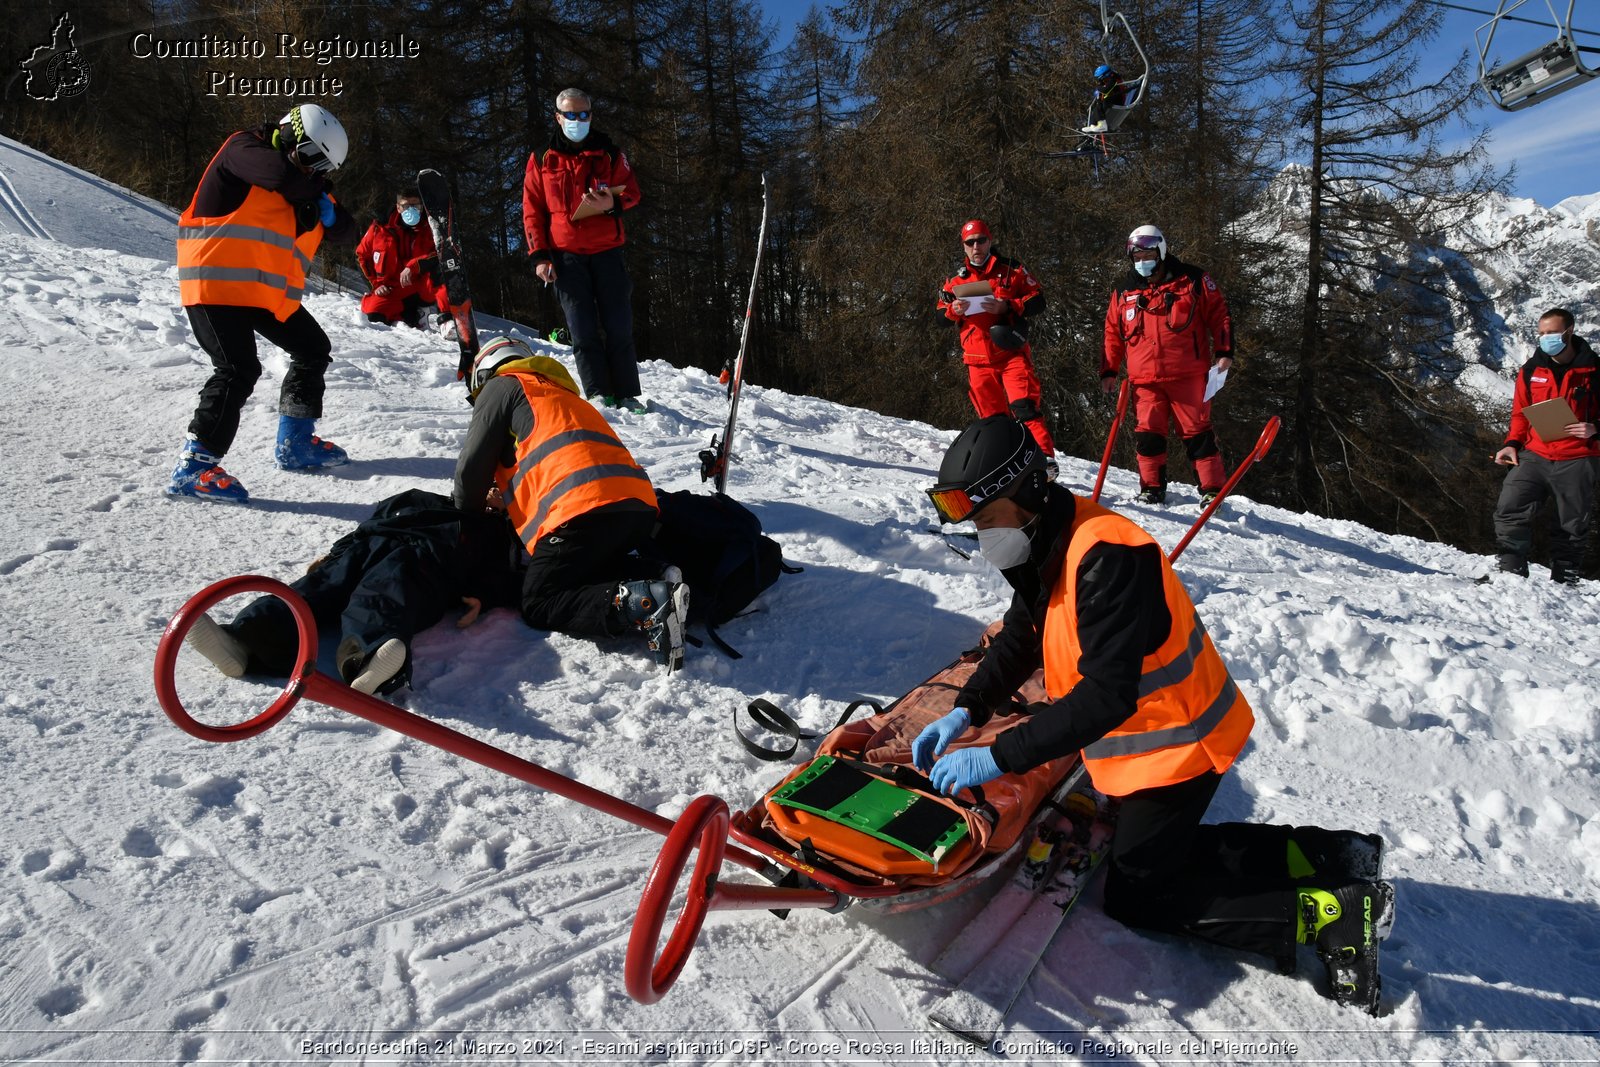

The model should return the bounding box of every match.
[1203,366,1229,402]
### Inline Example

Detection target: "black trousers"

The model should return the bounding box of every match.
[1103,771,1309,965]
[551,246,640,399]
[185,304,333,456]
[520,506,658,637]
[1493,451,1598,572]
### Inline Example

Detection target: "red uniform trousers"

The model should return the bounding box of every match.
[1133,374,1225,491]
[967,352,1057,456]
[361,276,449,325]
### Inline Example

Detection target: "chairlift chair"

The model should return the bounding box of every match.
[1090,0,1150,132]
[1476,0,1600,112]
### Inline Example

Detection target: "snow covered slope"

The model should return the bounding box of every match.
[2,142,1598,1065]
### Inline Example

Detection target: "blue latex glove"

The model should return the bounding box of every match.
[930,746,1003,797]
[912,707,972,773]
[318,193,336,227]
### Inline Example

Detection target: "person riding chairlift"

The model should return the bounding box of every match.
[1082,64,1131,135]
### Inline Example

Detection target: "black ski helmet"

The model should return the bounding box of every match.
[929,416,1049,523]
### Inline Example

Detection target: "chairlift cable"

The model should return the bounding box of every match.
[1422,0,1598,40]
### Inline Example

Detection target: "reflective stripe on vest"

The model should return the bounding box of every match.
[1043,499,1253,796]
[497,373,657,545]
[177,133,323,321]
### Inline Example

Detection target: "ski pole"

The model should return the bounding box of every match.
[1091,379,1130,502]
[1167,415,1280,563]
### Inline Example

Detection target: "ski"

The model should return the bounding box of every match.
[415,168,480,388]
[699,173,770,495]
[1166,415,1281,563]
[927,789,1117,1046]
[930,781,1089,983]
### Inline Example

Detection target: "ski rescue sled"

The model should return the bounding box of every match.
[154,577,1086,1004]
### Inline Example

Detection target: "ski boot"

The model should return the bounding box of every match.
[337,636,409,696]
[275,416,350,471]
[617,396,650,414]
[614,579,690,672]
[1136,485,1166,505]
[167,437,250,503]
[1297,880,1396,1015]
[185,613,249,677]
[1288,828,1385,884]
[1199,488,1221,508]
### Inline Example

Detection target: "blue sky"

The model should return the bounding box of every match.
[757,1,1600,207]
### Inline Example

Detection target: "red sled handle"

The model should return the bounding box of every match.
[154,576,843,1004]
[1168,416,1281,563]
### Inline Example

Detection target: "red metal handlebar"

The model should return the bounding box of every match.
[156,576,853,1003]
[625,794,730,1003]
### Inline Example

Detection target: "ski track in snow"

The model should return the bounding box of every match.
[2,138,1599,1064]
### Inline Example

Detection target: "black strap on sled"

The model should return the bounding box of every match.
[734,697,881,762]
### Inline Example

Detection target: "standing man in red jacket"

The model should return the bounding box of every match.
[522,87,645,412]
[1101,224,1234,506]
[937,219,1058,475]
[356,185,449,329]
[1491,307,1599,584]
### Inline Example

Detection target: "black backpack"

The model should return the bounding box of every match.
[647,491,799,657]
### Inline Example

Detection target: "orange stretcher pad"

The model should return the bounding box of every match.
[740,622,1079,891]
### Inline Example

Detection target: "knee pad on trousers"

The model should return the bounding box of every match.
[1009,397,1043,423]
[1135,431,1167,457]
[1183,430,1220,461]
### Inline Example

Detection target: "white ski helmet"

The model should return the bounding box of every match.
[279,104,348,173]
[470,337,533,399]
[1126,224,1166,262]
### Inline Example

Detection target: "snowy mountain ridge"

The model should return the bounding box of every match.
[1,136,1598,1065]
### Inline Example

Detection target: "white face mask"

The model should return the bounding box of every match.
[977,526,1032,569]
[399,205,422,227]
[561,117,591,142]
[1133,257,1158,277]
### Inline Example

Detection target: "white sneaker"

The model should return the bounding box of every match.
[186,613,248,678]
[1082,121,1108,134]
[351,638,408,695]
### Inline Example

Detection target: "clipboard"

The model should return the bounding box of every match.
[571,186,623,222]
[950,281,992,298]
[1523,397,1578,443]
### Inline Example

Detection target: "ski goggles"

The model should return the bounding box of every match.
[1127,234,1163,255]
[927,484,979,524]
[292,142,338,174]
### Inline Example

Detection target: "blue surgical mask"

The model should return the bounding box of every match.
[561,118,591,143]
[1133,258,1158,277]
[1538,332,1567,355]
[400,205,422,227]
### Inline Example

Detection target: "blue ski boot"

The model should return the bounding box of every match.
[614,579,690,673]
[166,438,249,503]
[275,416,349,470]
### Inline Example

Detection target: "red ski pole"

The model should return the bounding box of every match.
[1091,379,1131,502]
[1168,415,1280,563]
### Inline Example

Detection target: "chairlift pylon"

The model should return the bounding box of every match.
[1476,0,1599,112]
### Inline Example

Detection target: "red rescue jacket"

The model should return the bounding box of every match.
[938,252,1044,365]
[1505,337,1600,462]
[355,211,439,296]
[522,130,641,259]
[1102,256,1232,384]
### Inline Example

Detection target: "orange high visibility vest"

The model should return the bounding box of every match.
[177,134,323,321]
[495,371,657,547]
[1042,499,1254,796]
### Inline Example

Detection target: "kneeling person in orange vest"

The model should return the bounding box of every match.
[451,338,688,671]
[918,415,1395,1014]
[169,103,360,503]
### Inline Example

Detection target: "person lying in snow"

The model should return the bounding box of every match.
[184,489,524,695]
